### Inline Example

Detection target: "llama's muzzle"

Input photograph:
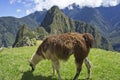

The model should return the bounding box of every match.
[30,62,35,71]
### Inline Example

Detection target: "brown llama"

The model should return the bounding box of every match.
[29,32,94,80]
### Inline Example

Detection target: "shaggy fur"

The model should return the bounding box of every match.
[30,32,94,80]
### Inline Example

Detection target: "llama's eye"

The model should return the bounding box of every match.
[84,37,88,42]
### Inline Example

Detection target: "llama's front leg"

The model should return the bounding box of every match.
[84,57,91,80]
[52,64,55,76]
[52,60,61,80]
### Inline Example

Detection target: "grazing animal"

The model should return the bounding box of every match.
[29,32,94,80]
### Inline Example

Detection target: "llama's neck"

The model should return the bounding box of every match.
[30,53,43,66]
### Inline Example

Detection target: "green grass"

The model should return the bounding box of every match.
[0,46,120,80]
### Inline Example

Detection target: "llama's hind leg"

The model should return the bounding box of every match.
[73,60,84,80]
[84,57,91,80]
[51,59,61,80]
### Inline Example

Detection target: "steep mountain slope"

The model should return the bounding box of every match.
[63,5,110,35]
[23,10,47,24]
[98,4,120,30]
[41,6,75,34]
[0,17,21,47]
[13,24,37,47]
[97,5,120,51]
[109,27,120,51]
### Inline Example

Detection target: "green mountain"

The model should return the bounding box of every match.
[109,27,120,51]
[40,6,112,50]
[41,6,75,34]
[35,27,48,40]
[13,24,37,47]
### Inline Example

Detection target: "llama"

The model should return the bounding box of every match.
[29,32,94,80]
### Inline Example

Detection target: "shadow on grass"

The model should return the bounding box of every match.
[21,71,57,80]
[21,71,90,80]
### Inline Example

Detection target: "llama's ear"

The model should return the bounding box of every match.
[83,33,94,48]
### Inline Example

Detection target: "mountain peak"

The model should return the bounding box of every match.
[50,5,60,11]
[41,6,69,33]
[48,5,62,15]
[13,24,36,47]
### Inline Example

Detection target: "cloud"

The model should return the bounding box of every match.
[9,0,120,15]
[26,9,33,15]
[9,0,16,4]
[30,0,120,11]
[102,0,119,7]
[9,0,22,4]
[16,9,21,12]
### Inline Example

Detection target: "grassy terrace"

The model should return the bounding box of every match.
[0,44,120,80]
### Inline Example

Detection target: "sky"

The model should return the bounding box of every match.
[0,0,120,18]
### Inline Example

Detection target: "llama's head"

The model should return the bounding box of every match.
[83,33,94,48]
[29,61,35,71]
[29,53,43,71]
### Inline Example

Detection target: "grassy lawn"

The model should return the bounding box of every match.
[0,46,120,80]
